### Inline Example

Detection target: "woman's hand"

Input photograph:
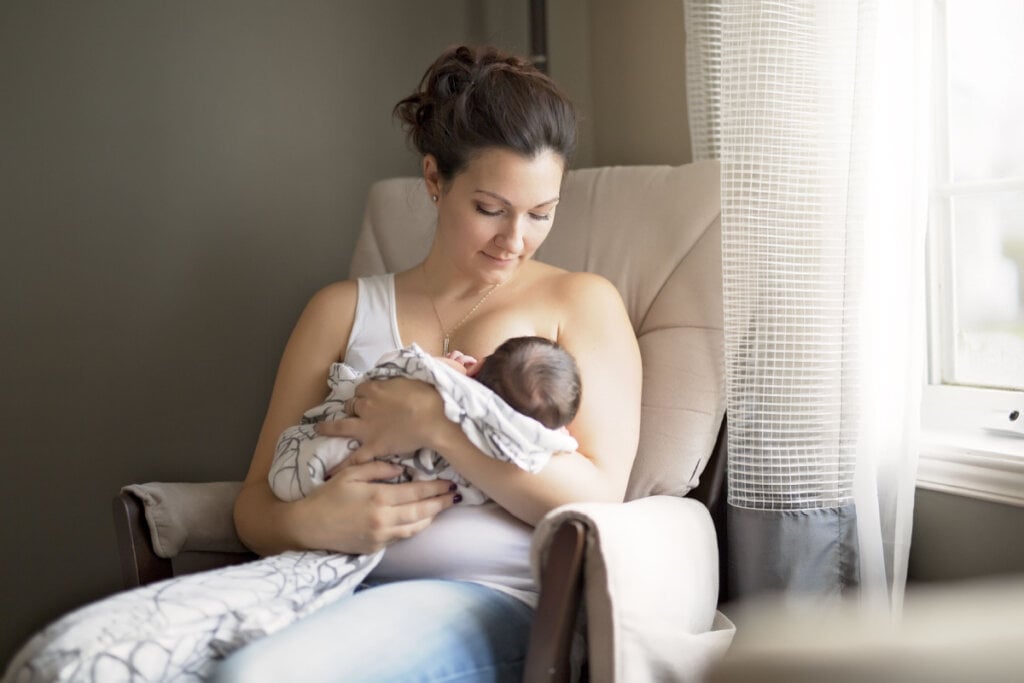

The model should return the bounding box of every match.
[321,377,458,462]
[294,459,457,554]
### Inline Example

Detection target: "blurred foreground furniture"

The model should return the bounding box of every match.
[707,576,1024,683]
[114,161,734,681]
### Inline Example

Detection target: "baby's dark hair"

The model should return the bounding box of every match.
[393,45,577,182]
[474,336,581,430]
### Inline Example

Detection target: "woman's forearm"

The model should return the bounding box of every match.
[233,482,312,556]
[432,420,625,526]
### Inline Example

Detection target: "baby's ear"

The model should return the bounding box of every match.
[467,360,482,377]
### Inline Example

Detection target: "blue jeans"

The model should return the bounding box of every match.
[213,579,534,683]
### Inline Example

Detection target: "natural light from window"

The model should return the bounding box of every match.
[944,0,1024,391]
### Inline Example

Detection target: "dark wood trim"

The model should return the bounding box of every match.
[523,518,587,682]
[529,0,548,73]
[690,414,730,603]
[112,491,173,588]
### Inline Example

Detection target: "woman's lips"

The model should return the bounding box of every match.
[482,252,518,264]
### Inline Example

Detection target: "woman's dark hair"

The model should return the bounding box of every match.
[393,45,577,181]
[474,336,582,430]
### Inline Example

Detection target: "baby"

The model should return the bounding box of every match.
[460,335,581,430]
[269,336,581,504]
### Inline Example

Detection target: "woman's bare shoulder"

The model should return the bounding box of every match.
[521,266,628,344]
[305,279,359,314]
[289,279,361,360]
[528,261,615,294]
[538,268,621,308]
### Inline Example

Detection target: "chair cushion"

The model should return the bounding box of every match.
[349,161,723,499]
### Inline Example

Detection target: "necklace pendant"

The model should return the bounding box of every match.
[443,336,450,356]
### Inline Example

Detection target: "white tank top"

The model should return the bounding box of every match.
[345,273,538,606]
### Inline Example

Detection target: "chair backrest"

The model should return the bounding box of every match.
[349,161,724,500]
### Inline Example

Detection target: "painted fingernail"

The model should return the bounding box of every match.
[453,494,463,504]
[448,482,458,492]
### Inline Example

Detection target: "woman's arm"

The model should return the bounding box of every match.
[234,281,457,556]
[332,272,642,526]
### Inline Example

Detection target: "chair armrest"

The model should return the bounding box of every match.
[530,496,733,682]
[120,481,248,557]
[114,481,256,589]
[113,490,174,588]
[524,519,587,682]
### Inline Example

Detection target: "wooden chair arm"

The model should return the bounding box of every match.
[112,491,173,588]
[113,488,259,589]
[523,519,587,682]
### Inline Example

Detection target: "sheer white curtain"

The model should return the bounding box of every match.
[684,0,927,608]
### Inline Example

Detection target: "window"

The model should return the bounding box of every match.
[929,0,1024,393]
[921,0,1024,505]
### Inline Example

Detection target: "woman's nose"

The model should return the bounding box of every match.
[497,217,526,252]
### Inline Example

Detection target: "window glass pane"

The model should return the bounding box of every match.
[947,1,1024,182]
[950,192,1024,390]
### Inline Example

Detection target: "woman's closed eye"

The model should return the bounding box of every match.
[475,204,503,217]
[475,204,551,221]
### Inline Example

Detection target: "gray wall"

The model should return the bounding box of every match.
[908,489,1024,583]
[0,0,530,663]
[586,0,692,166]
[547,0,692,168]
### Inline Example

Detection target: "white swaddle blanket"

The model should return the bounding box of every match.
[270,343,578,505]
[3,344,577,683]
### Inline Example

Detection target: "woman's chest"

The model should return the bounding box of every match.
[396,291,562,359]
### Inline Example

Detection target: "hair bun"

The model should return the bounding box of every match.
[394,45,576,180]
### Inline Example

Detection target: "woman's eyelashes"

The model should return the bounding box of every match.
[474,204,551,221]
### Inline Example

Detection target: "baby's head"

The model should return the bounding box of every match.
[473,336,581,430]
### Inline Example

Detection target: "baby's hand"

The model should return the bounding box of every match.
[445,350,478,371]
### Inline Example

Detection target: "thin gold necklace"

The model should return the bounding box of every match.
[421,264,501,355]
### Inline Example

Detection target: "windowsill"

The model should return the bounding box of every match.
[919,385,1024,508]
[919,431,1024,508]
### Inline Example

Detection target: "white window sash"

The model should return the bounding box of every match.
[920,0,1024,503]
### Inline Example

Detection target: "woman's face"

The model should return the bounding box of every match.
[428,146,565,284]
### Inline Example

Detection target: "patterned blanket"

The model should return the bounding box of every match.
[3,344,577,683]
[270,344,578,504]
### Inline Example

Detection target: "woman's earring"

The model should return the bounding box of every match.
[431,194,439,203]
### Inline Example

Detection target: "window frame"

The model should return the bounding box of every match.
[920,0,1024,506]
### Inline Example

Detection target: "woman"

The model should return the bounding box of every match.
[221,45,642,682]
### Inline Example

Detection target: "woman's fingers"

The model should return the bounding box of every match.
[316,416,359,438]
[307,469,457,553]
[388,491,458,526]
[331,459,403,482]
[344,378,444,453]
[380,478,458,505]
[367,488,457,548]
[331,461,456,506]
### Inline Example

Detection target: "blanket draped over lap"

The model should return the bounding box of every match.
[3,344,577,683]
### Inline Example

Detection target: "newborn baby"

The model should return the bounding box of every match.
[269,336,581,504]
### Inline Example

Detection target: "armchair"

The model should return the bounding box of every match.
[115,161,734,681]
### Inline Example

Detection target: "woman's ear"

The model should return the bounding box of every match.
[423,155,442,202]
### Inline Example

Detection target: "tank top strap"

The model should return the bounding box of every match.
[344,273,403,372]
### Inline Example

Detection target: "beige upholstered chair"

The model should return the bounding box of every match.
[115,161,733,681]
